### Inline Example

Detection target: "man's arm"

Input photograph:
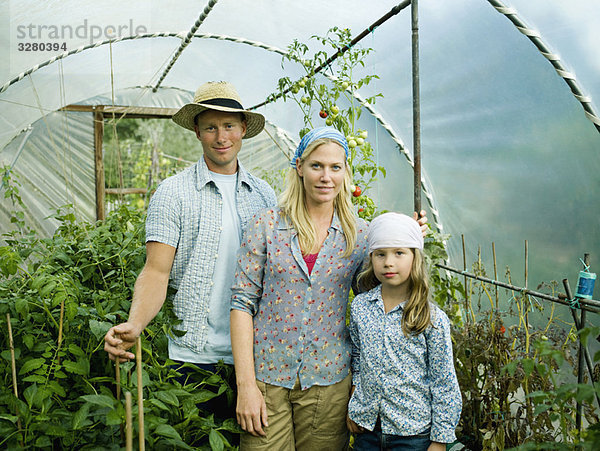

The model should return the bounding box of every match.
[104,241,176,362]
[230,309,268,437]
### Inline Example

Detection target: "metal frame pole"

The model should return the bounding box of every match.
[411,0,422,213]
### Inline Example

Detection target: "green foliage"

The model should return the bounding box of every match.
[0,175,238,449]
[438,250,600,450]
[103,118,199,211]
[273,26,385,221]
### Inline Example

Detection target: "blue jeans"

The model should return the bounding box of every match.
[353,427,431,451]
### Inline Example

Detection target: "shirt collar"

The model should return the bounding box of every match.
[194,157,252,191]
[368,285,407,311]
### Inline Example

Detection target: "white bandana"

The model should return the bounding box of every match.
[368,212,423,252]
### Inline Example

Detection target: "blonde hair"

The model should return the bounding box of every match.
[357,248,431,336]
[279,138,356,257]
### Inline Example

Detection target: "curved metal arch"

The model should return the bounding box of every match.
[487,0,600,133]
[0,32,290,95]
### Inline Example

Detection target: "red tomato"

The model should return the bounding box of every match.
[319,110,328,118]
[499,325,506,334]
[352,186,362,197]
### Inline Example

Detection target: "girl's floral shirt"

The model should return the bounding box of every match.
[231,208,368,390]
[348,285,462,443]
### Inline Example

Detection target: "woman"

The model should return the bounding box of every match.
[230,127,425,450]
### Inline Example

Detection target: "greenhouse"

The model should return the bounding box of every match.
[1,0,599,449]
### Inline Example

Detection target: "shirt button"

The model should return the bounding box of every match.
[215,254,219,258]
[298,336,304,342]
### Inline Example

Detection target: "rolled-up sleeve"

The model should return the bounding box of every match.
[145,181,181,247]
[428,311,462,443]
[230,210,268,315]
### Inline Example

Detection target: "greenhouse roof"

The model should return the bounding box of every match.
[1,0,599,289]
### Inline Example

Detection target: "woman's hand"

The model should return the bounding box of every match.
[236,382,268,437]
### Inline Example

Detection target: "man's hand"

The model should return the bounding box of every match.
[428,441,446,451]
[104,242,175,363]
[413,209,428,237]
[236,382,268,437]
[346,414,365,434]
[104,322,141,362]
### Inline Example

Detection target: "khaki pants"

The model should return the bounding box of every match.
[240,374,351,451]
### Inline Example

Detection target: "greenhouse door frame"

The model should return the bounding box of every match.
[61,104,178,220]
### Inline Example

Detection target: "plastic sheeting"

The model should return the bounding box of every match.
[0,111,95,236]
[1,0,599,295]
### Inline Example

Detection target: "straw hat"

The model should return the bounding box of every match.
[172,81,265,138]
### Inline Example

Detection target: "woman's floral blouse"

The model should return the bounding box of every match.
[231,208,368,389]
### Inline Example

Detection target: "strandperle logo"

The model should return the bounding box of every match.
[16,19,148,45]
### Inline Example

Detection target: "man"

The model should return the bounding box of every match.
[104,81,277,421]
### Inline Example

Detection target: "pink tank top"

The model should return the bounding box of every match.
[303,252,318,275]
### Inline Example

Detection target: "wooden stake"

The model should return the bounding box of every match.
[125,391,133,451]
[6,314,23,434]
[136,336,145,451]
[94,108,105,221]
[115,360,121,401]
[116,359,123,442]
[461,235,474,322]
[57,300,65,365]
[524,240,529,289]
[524,240,530,353]
[461,234,467,298]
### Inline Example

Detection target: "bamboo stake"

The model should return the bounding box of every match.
[523,240,534,430]
[116,359,123,442]
[115,360,121,401]
[6,314,23,435]
[461,235,474,322]
[136,336,145,451]
[524,240,530,354]
[125,391,133,451]
[492,242,498,310]
[57,300,64,365]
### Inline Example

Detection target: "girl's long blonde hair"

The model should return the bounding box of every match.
[279,138,356,257]
[357,248,431,336]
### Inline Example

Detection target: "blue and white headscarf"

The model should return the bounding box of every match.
[290,127,349,168]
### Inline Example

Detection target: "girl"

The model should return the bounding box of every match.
[347,212,461,451]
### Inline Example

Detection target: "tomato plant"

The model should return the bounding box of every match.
[0,169,238,449]
[274,26,385,221]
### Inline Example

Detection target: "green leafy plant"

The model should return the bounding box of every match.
[439,251,600,450]
[0,171,238,449]
[273,26,385,221]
